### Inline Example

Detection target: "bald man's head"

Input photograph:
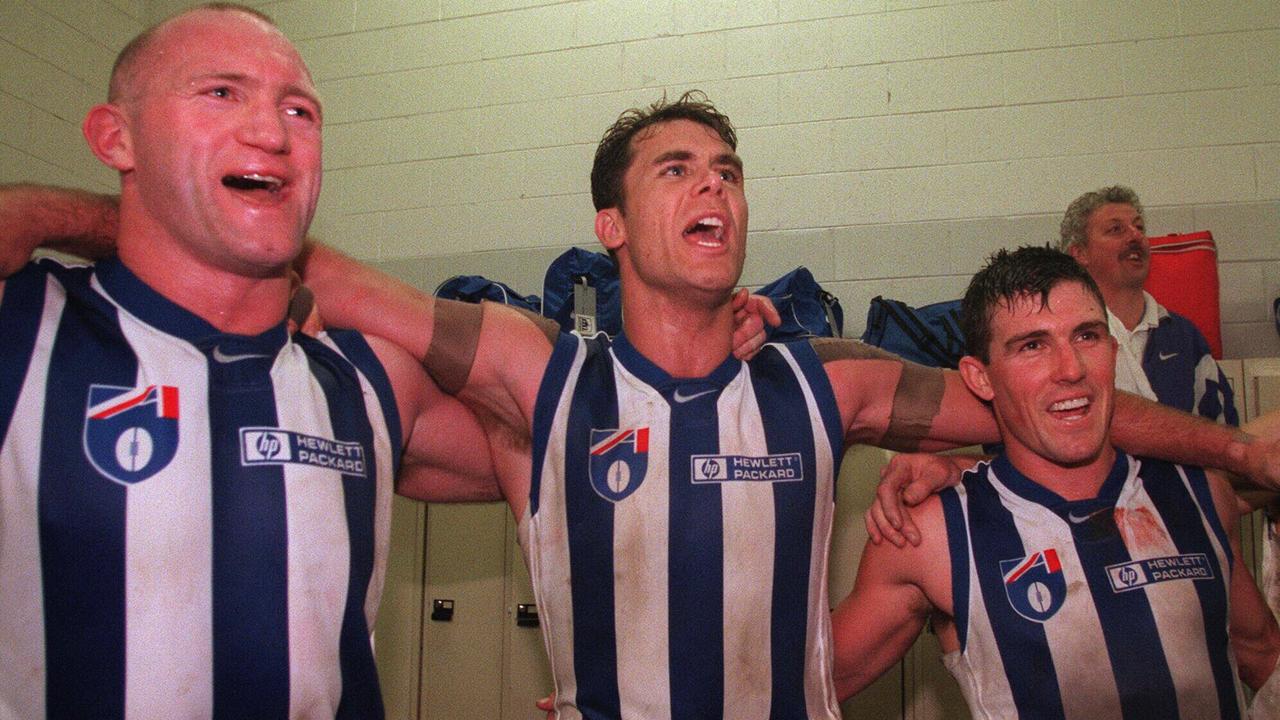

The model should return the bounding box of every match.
[107,3,287,104]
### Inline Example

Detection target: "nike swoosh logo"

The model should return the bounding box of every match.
[212,346,272,364]
[1158,352,1178,361]
[1067,508,1108,524]
[673,387,717,403]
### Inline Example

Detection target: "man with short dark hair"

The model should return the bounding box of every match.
[0,5,496,717]
[833,246,1280,718]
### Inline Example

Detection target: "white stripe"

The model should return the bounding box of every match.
[610,354,673,720]
[118,317,215,718]
[719,366,775,720]
[275,344,348,717]
[0,274,65,719]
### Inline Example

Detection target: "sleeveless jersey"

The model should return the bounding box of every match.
[0,259,401,719]
[940,453,1243,720]
[522,333,845,719]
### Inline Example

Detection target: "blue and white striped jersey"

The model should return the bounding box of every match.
[522,333,845,719]
[941,453,1243,720]
[0,258,401,719]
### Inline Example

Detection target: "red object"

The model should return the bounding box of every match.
[1144,231,1222,359]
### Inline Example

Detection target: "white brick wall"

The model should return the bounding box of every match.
[1,0,1276,356]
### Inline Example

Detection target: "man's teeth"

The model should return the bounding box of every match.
[222,174,283,191]
[685,216,725,242]
[1050,397,1089,412]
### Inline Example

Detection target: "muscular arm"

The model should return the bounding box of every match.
[832,497,951,700]
[365,334,501,502]
[812,339,997,452]
[0,184,118,276]
[1204,469,1280,690]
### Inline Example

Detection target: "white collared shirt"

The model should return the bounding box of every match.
[1107,290,1168,402]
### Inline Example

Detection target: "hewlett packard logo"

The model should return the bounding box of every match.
[690,453,803,483]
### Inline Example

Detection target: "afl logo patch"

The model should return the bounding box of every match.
[589,428,649,502]
[1000,548,1067,623]
[84,384,181,485]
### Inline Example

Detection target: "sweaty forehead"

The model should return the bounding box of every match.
[631,119,729,157]
[137,11,314,93]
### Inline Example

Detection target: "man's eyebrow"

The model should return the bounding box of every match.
[651,150,693,165]
[715,152,744,173]
[1075,319,1108,335]
[1003,329,1049,350]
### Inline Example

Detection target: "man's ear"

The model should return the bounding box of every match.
[595,208,625,253]
[82,104,134,172]
[1066,243,1085,264]
[958,355,995,402]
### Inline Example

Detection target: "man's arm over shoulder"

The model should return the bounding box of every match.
[832,495,952,700]
[1114,395,1280,498]
[809,338,998,452]
[297,242,557,427]
[0,184,118,276]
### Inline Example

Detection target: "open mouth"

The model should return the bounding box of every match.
[222,173,284,193]
[1121,242,1147,263]
[1049,396,1090,418]
[683,215,724,246]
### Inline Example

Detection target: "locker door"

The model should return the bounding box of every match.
[376,495,428,720]
[419,502,509,719]
[500,514,555,720]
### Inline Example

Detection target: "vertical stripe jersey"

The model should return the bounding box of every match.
[0,259,401,719]
[941,453,1243,719]
[522,333,845,719]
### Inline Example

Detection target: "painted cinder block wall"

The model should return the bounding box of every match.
[3,0,1276,356]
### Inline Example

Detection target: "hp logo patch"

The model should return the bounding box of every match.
[694,457,727,481]
[242,429,293,463]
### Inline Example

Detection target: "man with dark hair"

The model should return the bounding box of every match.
[589,90,737,214]
[832,246,1280,718]
[0,5,498,718]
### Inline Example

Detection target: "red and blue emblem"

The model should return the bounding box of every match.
[84,384,180,485]
[1000,548,1067,623]
[589,427,649,502]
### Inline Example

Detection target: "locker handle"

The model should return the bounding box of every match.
[431,598,454,622]
[517,603,539,628]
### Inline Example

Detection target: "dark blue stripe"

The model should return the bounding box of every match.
[563,337,622,718]
[327,329,403,475]
[301,335,386,720]
[38,269,132,720]
[1141,459,1239,719]
[0,263,47,448]
[966,464,1067,720]
[940,485,970,651]
[207,350,290,719]
[1064,457,1179,719]
[666,378,724,718]
[749,346,818,719]
[529,331,580,518]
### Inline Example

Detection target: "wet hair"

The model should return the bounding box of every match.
[960,245,1106,362]
[108,3,279,103]
[1058,185,1143,252]
[590,90,737,213]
